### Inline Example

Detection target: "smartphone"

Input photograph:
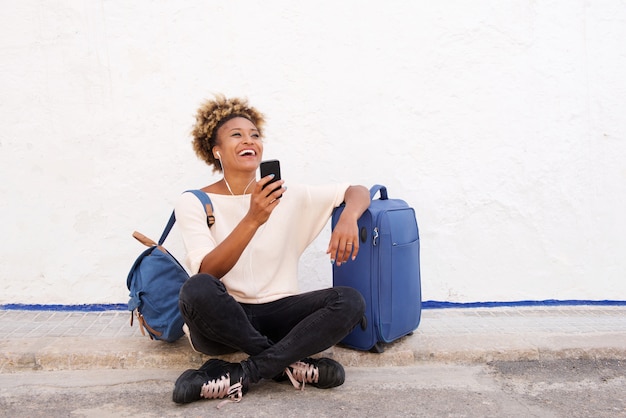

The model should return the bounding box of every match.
[260,159,282,197]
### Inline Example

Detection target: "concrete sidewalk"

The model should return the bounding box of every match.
[1,306,625,373]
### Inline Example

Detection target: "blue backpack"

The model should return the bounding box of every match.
[126,190,214,342]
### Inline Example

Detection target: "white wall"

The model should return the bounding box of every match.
[1,1,625,305]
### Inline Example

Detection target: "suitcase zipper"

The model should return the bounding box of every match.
[372,227,379,246]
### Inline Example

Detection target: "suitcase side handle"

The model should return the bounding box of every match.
[370,184,388,200]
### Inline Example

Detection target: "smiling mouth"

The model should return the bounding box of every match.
[238,150,256,156]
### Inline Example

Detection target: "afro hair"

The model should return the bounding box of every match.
[191,94,266,172]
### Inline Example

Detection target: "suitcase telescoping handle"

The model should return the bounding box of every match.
[370,184,388,201]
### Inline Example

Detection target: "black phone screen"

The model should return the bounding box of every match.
[260,159,282,196]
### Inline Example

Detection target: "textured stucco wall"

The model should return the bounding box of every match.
[1,1,625,305]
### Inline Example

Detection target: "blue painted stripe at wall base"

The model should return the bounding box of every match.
[0,303,128,312]
[1,300,625,312]
[423,300,626,309]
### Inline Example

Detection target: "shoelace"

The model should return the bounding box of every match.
[200,373,244,409]
[284,361,319,390]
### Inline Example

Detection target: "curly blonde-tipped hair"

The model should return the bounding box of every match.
[191,94,266,172]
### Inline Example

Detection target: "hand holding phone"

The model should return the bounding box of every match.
[260,159,283,198]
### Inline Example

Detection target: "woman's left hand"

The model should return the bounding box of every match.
[327,215,360,267]
[327,185,370,266]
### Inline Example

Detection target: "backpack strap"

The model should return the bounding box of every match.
[185,189,215,228]
[157,190,214,246]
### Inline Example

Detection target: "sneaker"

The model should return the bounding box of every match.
[173,359,249,407]
[283,357,345,390]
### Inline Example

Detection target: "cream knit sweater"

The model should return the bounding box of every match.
[174,182,349,304]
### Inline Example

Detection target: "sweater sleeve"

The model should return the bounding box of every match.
[295,182,351,252]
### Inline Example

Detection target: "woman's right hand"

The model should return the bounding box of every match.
[198,175,286,278]
[246,175,286,227]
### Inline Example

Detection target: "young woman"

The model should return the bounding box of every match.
[172,95,370,406]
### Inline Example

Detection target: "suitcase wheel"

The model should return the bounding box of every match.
[370,342,385,354]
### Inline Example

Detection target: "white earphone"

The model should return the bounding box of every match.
[216,151,221,159]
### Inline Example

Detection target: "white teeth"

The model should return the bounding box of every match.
[239,150,256,156]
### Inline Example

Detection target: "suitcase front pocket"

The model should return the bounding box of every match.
[378,209,421,342]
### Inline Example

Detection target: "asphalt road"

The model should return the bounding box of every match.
[1,359,624,417]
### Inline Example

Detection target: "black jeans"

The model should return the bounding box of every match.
[178,273,365,383]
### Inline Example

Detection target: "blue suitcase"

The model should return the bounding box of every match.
[332,185,421,352]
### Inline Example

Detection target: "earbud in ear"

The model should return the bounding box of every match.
[216,151,221,159]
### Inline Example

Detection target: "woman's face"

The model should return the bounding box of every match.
[213,117,263,172]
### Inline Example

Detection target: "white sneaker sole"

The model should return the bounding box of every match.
[182,323,201,354]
